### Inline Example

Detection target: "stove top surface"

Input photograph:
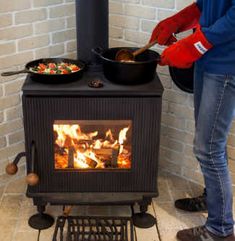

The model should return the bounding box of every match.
[22,71,163,97]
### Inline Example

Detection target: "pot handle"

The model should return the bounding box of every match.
[1,69,29,76]
[156,55,161,63]
[92,47,105,57]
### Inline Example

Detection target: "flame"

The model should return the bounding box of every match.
[74,152,89,168]
[54,123,131,169]
[106,129,114,142]
[93,139,102,149]
[54,124,98,148]
[119,127,129,145]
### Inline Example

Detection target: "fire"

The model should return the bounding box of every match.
[54,122,131,169]
[105,129,114,142]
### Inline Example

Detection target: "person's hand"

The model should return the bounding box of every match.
[149,3,201,46]
[160,27,213,68]
[149,20,178,46]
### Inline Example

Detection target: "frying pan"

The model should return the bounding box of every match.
[169,65,194,93]
[1,58,86,84]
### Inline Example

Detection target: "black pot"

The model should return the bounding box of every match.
[169,65,194,93]
[92,47,160,85]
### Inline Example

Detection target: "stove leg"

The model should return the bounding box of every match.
[132,197,156,228]
[28,204,54,230]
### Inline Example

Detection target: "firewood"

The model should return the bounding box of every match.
[111,147,120,168]
[85,157,97,168]
[64,136,72,147]
[93,148,113,156]
[68,146,75,168]
[77,139,93,145]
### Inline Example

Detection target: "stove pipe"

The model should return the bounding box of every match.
[75,0,109,69]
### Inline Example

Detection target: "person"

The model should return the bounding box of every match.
[150,1,235,240]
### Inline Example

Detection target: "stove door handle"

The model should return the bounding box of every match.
[26,141,39,186]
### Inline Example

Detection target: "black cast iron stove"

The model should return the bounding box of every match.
[5,0,164,234]
[9,69,163,231]
[23,70,163,195]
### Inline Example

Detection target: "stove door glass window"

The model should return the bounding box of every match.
[54,120,132,170]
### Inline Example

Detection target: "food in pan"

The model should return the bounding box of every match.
[120,60,135,63]
[30,62,80,75]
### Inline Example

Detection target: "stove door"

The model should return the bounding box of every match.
[53,120,132,170]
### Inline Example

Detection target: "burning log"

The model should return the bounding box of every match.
[93,147,120,168]
[111,147,120,168]
[73,140,94,151]
[68,146,75,168]
[54,123,131,169]
[64,135,72,147]
[85,157,97,168]
[93,148,113,156]
[74,139,93,145]
[54,144,67,155]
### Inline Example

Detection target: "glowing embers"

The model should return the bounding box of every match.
[53,120,132,170]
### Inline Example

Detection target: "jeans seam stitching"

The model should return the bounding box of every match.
[208,78,228,235]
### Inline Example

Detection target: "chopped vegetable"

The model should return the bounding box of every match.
[30,62,81,75]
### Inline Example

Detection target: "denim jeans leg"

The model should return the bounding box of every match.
[194,63,204,124]
[193,72,235,237]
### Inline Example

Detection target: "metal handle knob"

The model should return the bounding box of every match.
[5,152,26,175]
[26,173,39,186]
[6,163,18,175]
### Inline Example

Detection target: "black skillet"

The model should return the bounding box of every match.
[1,58,86,84]
[169,64,194,93]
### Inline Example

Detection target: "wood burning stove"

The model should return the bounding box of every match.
[22,72,163,228]
[5,0,164,231]
[22,72,163,195]
[7,71,163,229]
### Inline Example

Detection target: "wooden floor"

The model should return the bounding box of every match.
[0,170,222,241]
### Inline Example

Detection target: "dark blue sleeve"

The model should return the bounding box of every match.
[202,2,235,45]
[196,0,203,11]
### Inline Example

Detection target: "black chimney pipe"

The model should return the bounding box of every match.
[75,0,109,69]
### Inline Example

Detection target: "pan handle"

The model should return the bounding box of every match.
[1,69,29,76]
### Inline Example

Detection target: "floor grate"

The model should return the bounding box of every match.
[52,216,135,241]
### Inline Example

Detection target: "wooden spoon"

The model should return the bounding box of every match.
[115,40,158,62]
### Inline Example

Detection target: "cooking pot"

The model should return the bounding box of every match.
[92,47,160,85]
[1,58,86,84]
[169,65,194,93]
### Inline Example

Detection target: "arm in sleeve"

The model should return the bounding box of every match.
[196,0,203,11]
[202,2,235,45]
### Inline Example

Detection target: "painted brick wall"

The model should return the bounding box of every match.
[0,0,77,176]
[1,0,235,189]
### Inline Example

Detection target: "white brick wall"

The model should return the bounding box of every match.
[1,0,235,189]
[0,0,77,173]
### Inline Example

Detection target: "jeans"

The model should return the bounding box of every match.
[193,64,235,237]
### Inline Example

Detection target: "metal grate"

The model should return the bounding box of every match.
[53,216,135,241]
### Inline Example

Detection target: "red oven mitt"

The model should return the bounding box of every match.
[160,27,213,68]
[149,3,201,45]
